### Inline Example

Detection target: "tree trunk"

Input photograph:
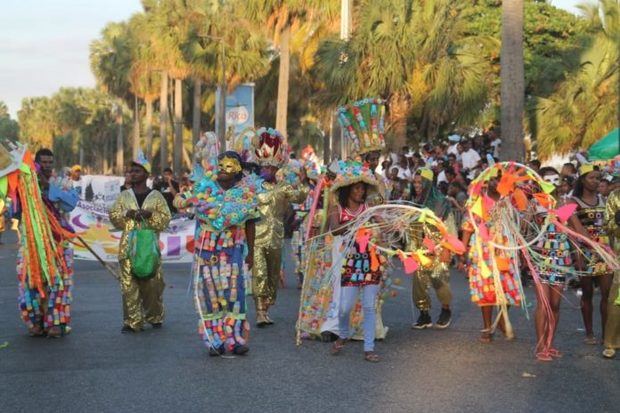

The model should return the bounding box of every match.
[159,71,169,172]
[192,77,202,146]
[132,95,140,160]
[276,24,291,137]
[500,0,525,162]
[388,93,409,150]
[116,106,124,174]
[145,98,154,163]
[173,77,183,175]
[102,134,109,174]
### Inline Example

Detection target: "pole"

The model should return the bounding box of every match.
[339,0,353,160]
[217,42,227,152]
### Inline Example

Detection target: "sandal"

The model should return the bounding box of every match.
[28,325,44,337]
[479,330,493,343]
[47,326,62,338]
[364,351,380,362]
[331,339,346,355]
[602,348,616,359]
[584,335,597,345]
[547,348,562,358]
[536,351,553,362]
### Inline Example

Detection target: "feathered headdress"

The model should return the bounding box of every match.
[132,150,152,174]
[253,127,288,168]
[337,97,386,156]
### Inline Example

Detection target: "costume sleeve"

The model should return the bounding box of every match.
[109,192,128,230]
[146,193,172,232]
[281,184,309,204]
[605,190,620,237]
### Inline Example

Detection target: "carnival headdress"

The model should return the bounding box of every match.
[329,160,380,194]
[337,97,386,156]
[0,142,26,179]
[231,127,257,164]
[132,150,152,174]
[253,127,288,168]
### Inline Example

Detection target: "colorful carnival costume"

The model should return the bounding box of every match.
[410,168,455,329]
[296,165,465,345]
[175,134,260,355]
[0,144,78,337]
[109,154,171,331]
[462,162,618,342]
[252,128,309,325]
[603,189,620,358]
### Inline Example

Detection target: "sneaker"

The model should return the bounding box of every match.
[151,322,163,329]
[121,325,141,334]
[435,308,452,329]
[412,311,433,329]
[208,346,225,357]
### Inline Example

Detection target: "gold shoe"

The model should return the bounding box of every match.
[256,311,269,327]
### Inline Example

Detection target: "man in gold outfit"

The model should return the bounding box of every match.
[603,186,620,358]
[109,154,171,333]
[252,127,309,326]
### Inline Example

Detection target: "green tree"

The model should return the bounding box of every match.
[535,0,619,159]
[0,102,19,142]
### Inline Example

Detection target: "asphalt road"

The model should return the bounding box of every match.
[1,232,618,413]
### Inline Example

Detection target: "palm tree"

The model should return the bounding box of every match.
[90,22,134,172]
[313,0,488,147]
[244,0,336,138]
[500,0,525,162]
[535,0,619,159]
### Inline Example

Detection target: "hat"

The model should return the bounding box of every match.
[337,97,386,156]
[329,160,380,194]
[253,127,288,168]
[132,150,152,174]
[448,134,461,143]
[71,164,82,172]
[417,167,434,182]
[578,163,595,176]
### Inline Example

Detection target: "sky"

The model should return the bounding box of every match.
[1,0,584,119]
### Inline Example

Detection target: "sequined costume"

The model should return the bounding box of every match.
[410,171,454,314]
[572,196,610,276]
[253,180,308,307]
[174,167,260,353]
[17,178,77,335]
[109,189,171,330]
[604,190,620,352]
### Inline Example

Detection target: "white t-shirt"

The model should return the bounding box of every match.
[447,144,459,157]
[461,149,481,171]
[490,138,501,159]
[437,170,448,184]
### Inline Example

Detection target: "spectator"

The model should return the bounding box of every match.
[70,165,89,199]
[488,132,502,159]
[561,162,577,179]
[528,159,541,174]
[459,139,481,179]
[447,134,461,158]
[154,167,180,214]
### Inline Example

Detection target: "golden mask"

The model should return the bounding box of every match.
[218,156,242,174]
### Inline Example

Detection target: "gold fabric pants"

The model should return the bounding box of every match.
[119,259,165,329]
[412,262,452,311]
[252,245,282,305]
[604,272,620,349]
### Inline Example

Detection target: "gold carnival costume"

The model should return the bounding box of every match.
[604,189,620,357]
[109,154,171,331]
[252,128,308,324]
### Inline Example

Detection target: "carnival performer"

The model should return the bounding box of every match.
[109,153,171,333]
[460,173,521,343]
[336,97,390,339]
[532,167,569,361]
[8,147,79,338]
[603,187,620,358]
[174,141,260,356]
[567,165,613,345]
[252,127,309,326]
[410,168,454,329]
[328,163,384,362]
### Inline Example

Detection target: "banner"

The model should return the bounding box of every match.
[216,83,255,142]
[70,175,195,263]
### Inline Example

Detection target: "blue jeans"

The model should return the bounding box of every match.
[338,284,380,352]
